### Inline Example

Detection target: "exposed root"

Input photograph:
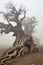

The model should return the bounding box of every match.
[0,35,37,65]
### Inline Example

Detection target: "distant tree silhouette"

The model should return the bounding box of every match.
[22,17,37,36]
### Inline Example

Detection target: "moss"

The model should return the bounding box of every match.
[11,58,20,65]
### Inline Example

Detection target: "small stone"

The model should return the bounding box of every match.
[31,64,34,65]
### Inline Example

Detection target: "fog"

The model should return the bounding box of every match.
[0,0,43,50]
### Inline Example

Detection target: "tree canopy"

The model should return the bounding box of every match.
[0,3,37,37]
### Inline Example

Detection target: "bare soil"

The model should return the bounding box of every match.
[17,52,43,65]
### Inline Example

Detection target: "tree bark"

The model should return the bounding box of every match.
[0,34,34,65]
[0,35,29,65]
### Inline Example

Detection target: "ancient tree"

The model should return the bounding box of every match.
[0,3,37,65]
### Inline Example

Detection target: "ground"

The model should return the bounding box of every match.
[11,52,43,65]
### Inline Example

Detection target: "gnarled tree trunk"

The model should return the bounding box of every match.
[0,34,34,65]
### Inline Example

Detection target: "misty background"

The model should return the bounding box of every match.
[0,0,43,50]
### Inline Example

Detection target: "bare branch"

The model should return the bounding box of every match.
[0,23,13,34]
[20,9,26,22]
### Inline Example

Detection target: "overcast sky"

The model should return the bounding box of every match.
[0,0,43,49]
